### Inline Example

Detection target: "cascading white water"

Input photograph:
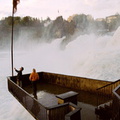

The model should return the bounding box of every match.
[0,27,120,119]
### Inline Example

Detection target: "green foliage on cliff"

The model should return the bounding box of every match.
[0,13,120,48]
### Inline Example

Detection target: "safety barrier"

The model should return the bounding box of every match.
[96,79,120,105]
[41,72,112,94]
[95,81,120,120]
[7,76,81,120]
[112,85,120,120]
[8,77,48,120]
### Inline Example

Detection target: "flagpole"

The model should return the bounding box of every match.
[11,0,14,76]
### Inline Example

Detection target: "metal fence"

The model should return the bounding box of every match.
[7,76,81,120]
[96,79,120,106]
[96,82,120,120]
[112,85,120,120]
[8,77,48,120]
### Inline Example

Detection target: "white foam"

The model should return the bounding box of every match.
[1,27,120,119]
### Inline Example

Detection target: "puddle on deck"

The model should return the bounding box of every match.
[24,82,97,120]
[24,82,98,106]
[37,91,58,107]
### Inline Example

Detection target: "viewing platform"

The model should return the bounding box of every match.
[7,71,120,120]
[24,82,96,120]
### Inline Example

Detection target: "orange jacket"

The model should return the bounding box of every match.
[29,72,39,81]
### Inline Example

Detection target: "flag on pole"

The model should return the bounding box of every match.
[11,0,20,76]
[13,0,20,13]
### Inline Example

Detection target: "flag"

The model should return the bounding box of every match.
[13,0,20,13]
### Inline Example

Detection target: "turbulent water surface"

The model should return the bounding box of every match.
[0,27,120,119]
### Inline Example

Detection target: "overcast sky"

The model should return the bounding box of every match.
[0,0,120,20]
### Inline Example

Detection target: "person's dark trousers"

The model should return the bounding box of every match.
[17,79,22,88]
[32,81,37,99]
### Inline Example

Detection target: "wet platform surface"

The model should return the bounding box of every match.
[24,83,97,120]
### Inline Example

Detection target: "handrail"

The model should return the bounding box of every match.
[113,85,120,100]
[8,77,48,120]
[7,76,81,120]
[96,79,120,107]
[112,85,120,120]
[96,85,120,120]
[97,79,120,90]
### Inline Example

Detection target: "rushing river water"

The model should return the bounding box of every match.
[0,27,120,119]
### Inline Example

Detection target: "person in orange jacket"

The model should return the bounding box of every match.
[29,68,39,99]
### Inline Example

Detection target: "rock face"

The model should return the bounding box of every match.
[46,16,76,39]
[1,14,120,48]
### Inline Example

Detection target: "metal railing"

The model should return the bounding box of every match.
[112,85,120,120]
[7,76,81,120]
[96,79,120,106]
[96,80,120,120]
[8,77,48,120]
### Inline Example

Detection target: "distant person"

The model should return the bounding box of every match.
[29,68,39,99]
[14,67,24,87]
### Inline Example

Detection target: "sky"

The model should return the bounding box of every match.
[0,0,120,20]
